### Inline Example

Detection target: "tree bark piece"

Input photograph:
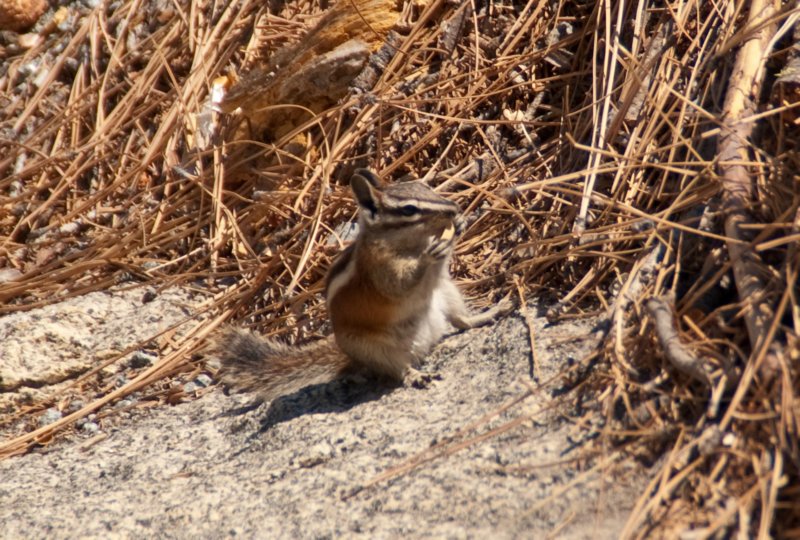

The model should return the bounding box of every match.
[0,0,46,32]
[221,0,400,139]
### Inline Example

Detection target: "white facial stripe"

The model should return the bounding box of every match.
[382,214,423,226]
[326,256,357,303]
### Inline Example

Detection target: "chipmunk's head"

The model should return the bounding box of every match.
[350,169,459,246]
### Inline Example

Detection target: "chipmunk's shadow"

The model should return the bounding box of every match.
[225,376,396,455]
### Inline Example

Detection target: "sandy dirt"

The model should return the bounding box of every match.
[0,288,644,538]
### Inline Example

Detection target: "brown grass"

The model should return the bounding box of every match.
[1,0,799,536]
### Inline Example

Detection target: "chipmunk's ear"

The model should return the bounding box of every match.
[350,169,383,217]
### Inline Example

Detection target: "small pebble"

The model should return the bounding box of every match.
[129,351,155,369]
[58,221,81,234]
[480,445,500,464]
[67,400,85,413]
[722,433,737,447]
[17,34,42,49]
[115,399,134,409]
[0,268,24,283]
[81,421,100,434]
[39,408,62,427]
[296,443,335,468]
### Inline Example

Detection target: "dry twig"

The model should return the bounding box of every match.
[646,294,712,386]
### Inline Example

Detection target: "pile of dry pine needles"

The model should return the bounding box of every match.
[1,0,798,535]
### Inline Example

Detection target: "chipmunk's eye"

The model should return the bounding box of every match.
[400,205,419,216]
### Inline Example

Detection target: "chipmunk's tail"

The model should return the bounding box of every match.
[211,328,351,402]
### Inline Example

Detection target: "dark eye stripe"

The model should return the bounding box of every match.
[385,209,454,221]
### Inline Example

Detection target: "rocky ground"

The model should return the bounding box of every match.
[0,288,644,538]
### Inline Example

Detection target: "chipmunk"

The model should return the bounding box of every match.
[213,169,510,401]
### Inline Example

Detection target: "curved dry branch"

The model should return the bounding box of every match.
[646,294,712,386]
[717,0,779,350]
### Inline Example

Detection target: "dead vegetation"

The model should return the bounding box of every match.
[1,0,799,536]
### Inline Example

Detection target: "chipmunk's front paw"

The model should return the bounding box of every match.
[494,295,515,316]
[404,367,442,389]
[425,235,454,260]
[425,220,457,260]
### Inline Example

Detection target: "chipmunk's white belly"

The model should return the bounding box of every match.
[410,286,450,360]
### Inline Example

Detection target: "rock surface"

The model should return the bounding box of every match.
[0,289,643,538]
